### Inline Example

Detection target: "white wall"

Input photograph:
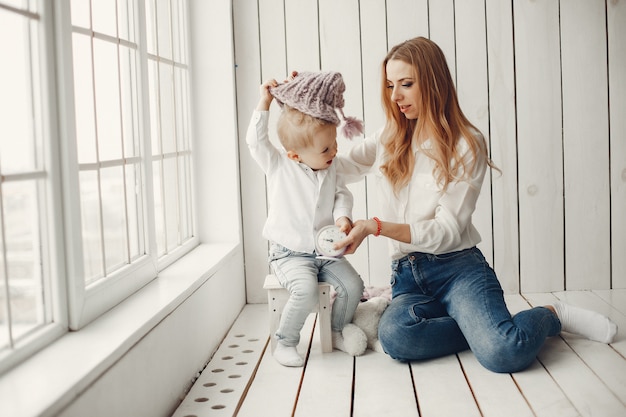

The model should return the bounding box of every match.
[57,249,246,417]
[235,0,626,302]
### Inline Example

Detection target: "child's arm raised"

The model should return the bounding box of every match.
[256,79,277,111]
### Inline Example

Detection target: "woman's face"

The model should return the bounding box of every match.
[385,59,421,120]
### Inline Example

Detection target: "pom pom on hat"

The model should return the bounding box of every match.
[339,110,365,140]
[270,71,364,139]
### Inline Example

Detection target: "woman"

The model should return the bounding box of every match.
[335,37,616,373]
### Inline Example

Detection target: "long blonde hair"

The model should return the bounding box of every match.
[380,37,497,193]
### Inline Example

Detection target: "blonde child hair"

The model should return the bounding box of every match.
[276,105,335,151]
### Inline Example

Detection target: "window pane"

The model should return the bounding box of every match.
[80,170,104,283]
[0,3,50,361]
[171,0,186,64]
[71,1,147,290]
[163,157,179,251]
[152,160,165,255]
[1,181,46,341]
[174,67,189,150]
[91,0,117,38]
[145,0,157,55]
[158,62,176,155]
[70,0,90,29]
[93,39,123,162]
[72,33,98,164]
[0,10,36,174]
[125,163,143,260]
[0,275,7,350]
[147,0,194,258]
[119,45,140,158]
[0,0,34,11]
[117,0,135,42]
[101,166,127,272]
[155,0,172,59]
[177,153,193,241]
[148,60,161,154]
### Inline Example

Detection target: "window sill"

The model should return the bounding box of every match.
[0,242,240,417]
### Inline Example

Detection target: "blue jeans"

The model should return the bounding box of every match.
[269,243,364,347]
[378,247,561,373]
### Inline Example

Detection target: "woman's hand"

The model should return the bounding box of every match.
[334,219,371,255]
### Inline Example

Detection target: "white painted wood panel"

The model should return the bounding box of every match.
[429,0,456,82]
[385,0,428,48]
[485,0,520,293]
[233,0,271,304]
[293,326,354,416]
[595,288,626,316]
[352,353,419,417]
[608,1,626,290]
[457,351,535,417]
[259,0,287,78]
[234,0,626,302]
[259,0,288,160]
[236,314,316,417]
[285,0,321,71]
[561,0,611,290]
[411,355,481,416]
[454,0,494,268]
[360,0,393,287]
[513,0,564,292]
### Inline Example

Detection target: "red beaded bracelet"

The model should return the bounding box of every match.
[373,217,382,237]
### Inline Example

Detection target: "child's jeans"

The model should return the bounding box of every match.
[269,242,364,347]
[378,247,561,373]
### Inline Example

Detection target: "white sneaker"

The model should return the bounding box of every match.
[274,343,304,367]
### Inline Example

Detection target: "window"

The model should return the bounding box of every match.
[0,0,196,374]
[144,0,194,260]
[0,0,51,366]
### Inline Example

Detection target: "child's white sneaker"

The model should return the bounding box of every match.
[274,343,304,367]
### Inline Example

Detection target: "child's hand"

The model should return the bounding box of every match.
[335,216,353,235]
[256,79,278,111]
[256,72,297,111]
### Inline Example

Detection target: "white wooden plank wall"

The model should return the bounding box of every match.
[234,0,626,303]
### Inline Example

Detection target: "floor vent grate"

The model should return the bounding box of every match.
[171,307,268,417]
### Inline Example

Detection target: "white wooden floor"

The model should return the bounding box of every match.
[172,290,626,417]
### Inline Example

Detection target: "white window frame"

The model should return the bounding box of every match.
[0,0,199,373]
[57,0,199,330]
[0,0,68,375]
[57,0,159,330]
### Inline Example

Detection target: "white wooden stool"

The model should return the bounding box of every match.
[263,274,333,353]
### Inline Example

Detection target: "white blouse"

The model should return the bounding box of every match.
[336,128,486,259]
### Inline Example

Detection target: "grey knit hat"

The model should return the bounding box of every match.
[270,71,364,139]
